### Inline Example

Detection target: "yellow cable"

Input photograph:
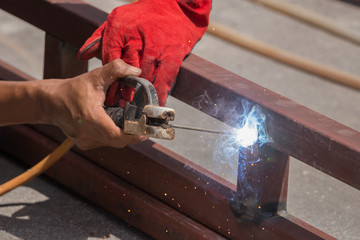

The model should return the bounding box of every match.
[0,138,74,196]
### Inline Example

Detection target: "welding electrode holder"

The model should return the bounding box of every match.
[0,76,175,197]
[104,76,175,140]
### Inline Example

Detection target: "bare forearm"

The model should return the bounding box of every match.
[0,60,143,150]
[0,80,49,126]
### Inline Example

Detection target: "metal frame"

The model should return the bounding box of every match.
[0,0,359,239]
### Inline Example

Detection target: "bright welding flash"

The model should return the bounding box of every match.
[233,123,259,148]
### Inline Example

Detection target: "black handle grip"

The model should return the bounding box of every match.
[104,76,159,130]
[105,107,124,129]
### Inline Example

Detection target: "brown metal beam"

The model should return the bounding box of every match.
[0,1,356,239]
[0,124,334,240]
[232,144,290,222]
[43,34,88,79]
[0,59,35,81]
[2,0,360,190]
[174,55,360,190]
[0,125,225,240]
[0,59,334,239]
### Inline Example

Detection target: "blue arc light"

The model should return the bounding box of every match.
[233,121,259,148]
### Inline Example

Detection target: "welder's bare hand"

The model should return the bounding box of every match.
[78,0,211,107]
[44,59,144,150]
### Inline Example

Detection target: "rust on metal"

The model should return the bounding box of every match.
[175,54,360,190]
[230,144,289,224]
[0,1,358,239]
[44,34,88,79]
[0,125,225,240]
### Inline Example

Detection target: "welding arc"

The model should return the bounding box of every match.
[0,138,74,196]
[171,124,230,135]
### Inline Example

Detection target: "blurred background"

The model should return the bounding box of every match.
[0,0,359,239]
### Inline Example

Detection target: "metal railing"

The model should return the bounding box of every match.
[0,0,359,239]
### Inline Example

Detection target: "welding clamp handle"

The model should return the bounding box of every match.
[104,76,160,128]
[118,76,159,106]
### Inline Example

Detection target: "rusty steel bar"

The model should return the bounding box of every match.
[2,1,359,189]
[231,144,289,223]
[0,1,357,239]
[0,59,35,82]
[174,55,360,190]
[43,34,88,79]
[0,57,332,239]
[43,27,243,238]
[0,58,332,239]
[0,125,225,240]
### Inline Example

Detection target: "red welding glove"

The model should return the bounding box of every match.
[78,0,211,107]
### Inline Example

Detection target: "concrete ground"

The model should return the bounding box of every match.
[0,0,360,239]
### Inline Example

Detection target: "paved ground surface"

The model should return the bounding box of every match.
[0,0,360,239]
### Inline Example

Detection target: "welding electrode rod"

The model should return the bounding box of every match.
[0,138,74,196]
[171,124,229,135]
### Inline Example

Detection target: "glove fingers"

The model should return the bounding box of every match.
[152,57,183,106]
[78,22,106,60]
[140,54,159,84]
[114,40,142,106]
[104,82,136,108]
[104,80,121,107]
[122,40,142,68]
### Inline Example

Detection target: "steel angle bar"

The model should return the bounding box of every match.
[0,34,339,240]
[174,54,360,190]
[0,125,225,240]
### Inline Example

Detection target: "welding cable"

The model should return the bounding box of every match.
[0,138,74,196]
